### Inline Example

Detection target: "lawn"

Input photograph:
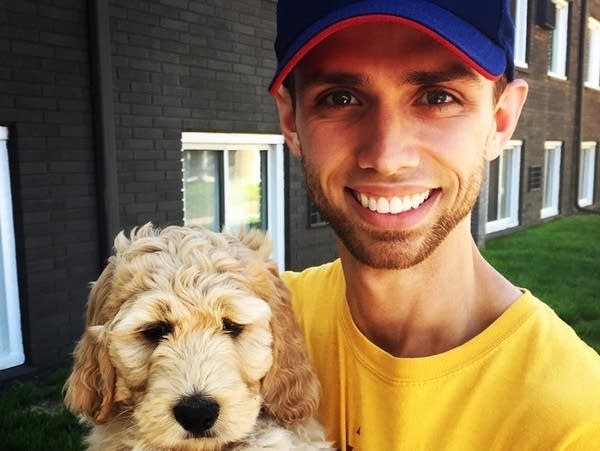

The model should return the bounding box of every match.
[0,214,598,450]
[0,367,87,451]
[482,214,600,352]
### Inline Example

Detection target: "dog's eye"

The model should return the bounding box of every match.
[141,322,173,342]
[222,318,243,337]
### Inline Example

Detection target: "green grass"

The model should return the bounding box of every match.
[0,368,87,451]
[482,214,600,352]
[0,215,598,449]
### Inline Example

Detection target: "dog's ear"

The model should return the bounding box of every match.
[64,254,119,424]
[260,268,321,426]
[64,324,116,424]
[238,228,272,261]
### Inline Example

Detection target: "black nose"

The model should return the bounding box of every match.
[173,394,220,435]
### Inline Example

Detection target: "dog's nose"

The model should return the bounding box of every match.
[173,394,220,435]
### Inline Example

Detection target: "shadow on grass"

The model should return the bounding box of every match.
[0,368,88,451]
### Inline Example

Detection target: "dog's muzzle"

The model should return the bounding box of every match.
[173,393,220,436]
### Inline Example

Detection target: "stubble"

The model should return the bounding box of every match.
[302,157,485,270]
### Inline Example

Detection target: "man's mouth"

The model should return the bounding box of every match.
[353,189,432,214]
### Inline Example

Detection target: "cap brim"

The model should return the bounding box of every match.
[269,1,506,94]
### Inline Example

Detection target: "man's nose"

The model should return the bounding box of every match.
[357,105,420,175]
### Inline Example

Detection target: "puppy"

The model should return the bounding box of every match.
[64,224,332,450]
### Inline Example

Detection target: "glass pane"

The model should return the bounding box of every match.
[514,0,527,62]
[487,159,500,221]
[579,148,596,200]
[579,150,586,200]
[588,27,600,85]
[225,149,266,231]
[499,149,513,219]
[543,149,554,208]
[182,150,221,231]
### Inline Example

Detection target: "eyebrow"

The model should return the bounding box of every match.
[299,72,369,90]
[299,63,481,91]
[401,64,481,86]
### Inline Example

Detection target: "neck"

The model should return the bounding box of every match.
[339,220,520,357]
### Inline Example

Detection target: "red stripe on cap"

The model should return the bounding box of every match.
[269,14,501,95]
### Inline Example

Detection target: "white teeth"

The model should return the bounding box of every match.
[410,193,421,209]
[401,197,411,211]
[389,196,402,214]
[360,193,369,208]
[368,197,377,211]
[377,197,389,214]
[355,190,431,215]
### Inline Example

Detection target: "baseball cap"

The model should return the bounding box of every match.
[269,0,515,94]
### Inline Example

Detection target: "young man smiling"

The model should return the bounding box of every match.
[269,1,600,449]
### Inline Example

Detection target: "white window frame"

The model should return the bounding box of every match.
[181,132,285,269]
[513,0,529,68]
[486,140,522,234]
[0,126,25,371]
[541,141,562,218]
[548,0,569,79]
[579,142,597,207]
[586,17,600,89]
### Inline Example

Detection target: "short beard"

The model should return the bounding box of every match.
[302,159,484,270]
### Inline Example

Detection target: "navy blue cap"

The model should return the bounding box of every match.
[269,0,515,94]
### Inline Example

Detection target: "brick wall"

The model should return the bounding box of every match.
[109,0,280,228]
[285,152,339,270]
[0,0,99,368]
[109,0,339,269]
[2,0,597,373]
[0,0,341,373]
[511,0,581,228]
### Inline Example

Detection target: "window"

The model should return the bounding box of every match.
[579,142,597,207]
[486,140,522,234]
[308,198,328,227]
[513,0,529,68]
[541,141,562,218]
[181,132,285,268]
[586,17,600,89]
[0,126,25,371]
[548,0,569,79]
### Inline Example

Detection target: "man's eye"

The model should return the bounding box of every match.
[422,90,455,105]
[323,90,358,106]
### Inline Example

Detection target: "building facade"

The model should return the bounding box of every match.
[473,0,600,245]
[0,0,598,377]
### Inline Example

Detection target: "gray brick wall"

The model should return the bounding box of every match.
[0,0,341,373]
[284,152,339,270]
[0,0,99,368]
[494,0,582,235]
[109,0,281,228]
[1,0,598,374]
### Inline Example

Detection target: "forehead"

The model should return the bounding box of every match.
[295,22,486,87]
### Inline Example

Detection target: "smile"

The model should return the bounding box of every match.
[353,189,432,214]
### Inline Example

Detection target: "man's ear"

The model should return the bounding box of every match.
[273,85,302,159]
[484,79,528,161]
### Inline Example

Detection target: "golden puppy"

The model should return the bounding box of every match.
[64,224,331,450]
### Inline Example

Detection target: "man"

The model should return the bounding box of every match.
[269,1,600,449]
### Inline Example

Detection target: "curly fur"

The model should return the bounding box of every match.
[64,224,332,450]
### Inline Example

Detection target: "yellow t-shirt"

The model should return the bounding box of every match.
[283,259,600,450]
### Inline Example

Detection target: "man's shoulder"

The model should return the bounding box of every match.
[281,259,343,315]
[281,259,342,291]
[520,292,600,363]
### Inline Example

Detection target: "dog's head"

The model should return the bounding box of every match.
[64,223,320,449]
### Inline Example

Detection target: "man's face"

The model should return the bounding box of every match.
[281,23,504,269]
